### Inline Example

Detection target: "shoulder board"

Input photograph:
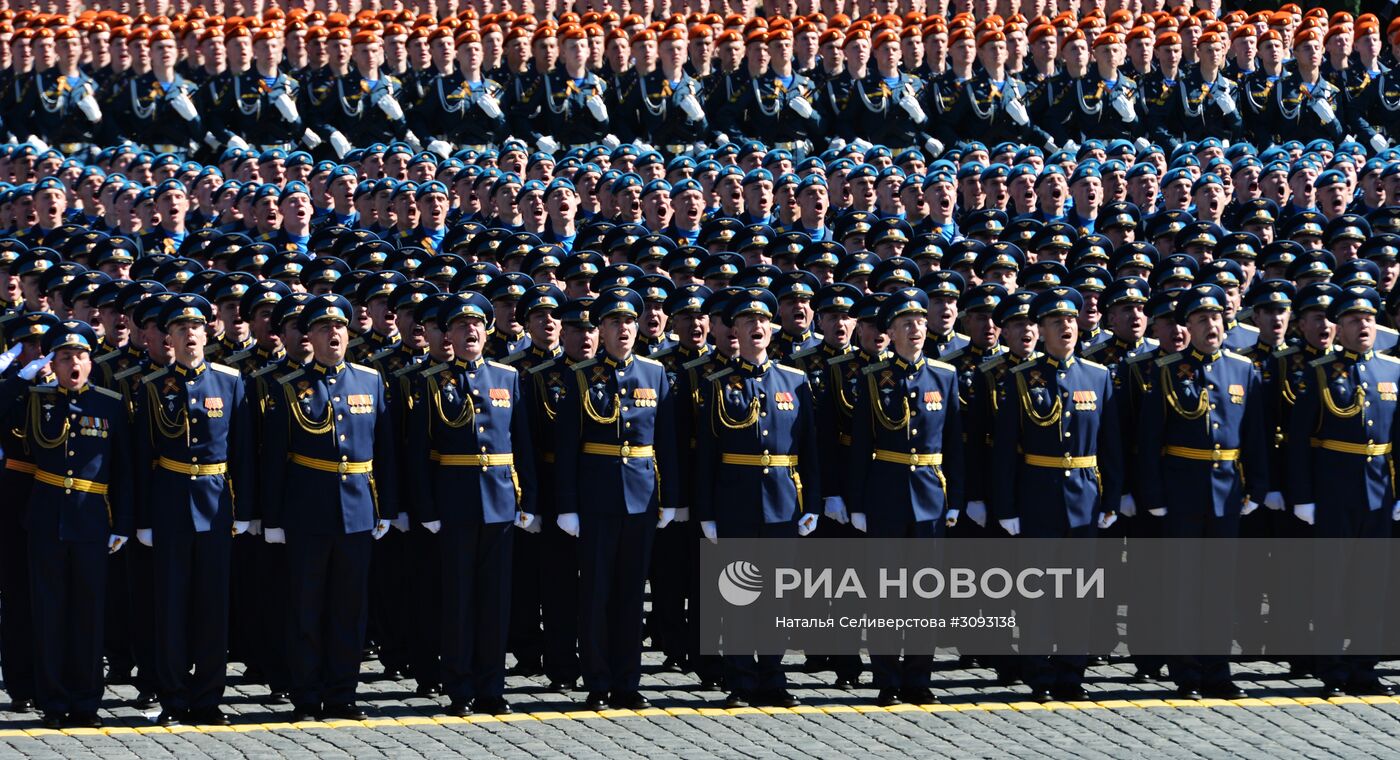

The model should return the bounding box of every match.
[224,349,253,366]
[1082,341,1109,358]
[828,352,856,365]
[368,347,396,363]
[528,359,558,375]
[1222,350,1251,364]
[249,363,283,379]
[571,358,599,373]
[705,367,734,383]
[1145,337,1159,348]
[927,359,955,372]
[651,346,678,361]
[139,367,169,385]
[1276,346,1300,358]
[1380,325,1399,336]
[393,362,424,379]
[1155,352,1183,367]
[776,363,806,377]
[276,369,306,385]
[1126,351,1158,366]
[1309,353,1338,368]
[209,362,240,377]
[1011,358,1039,373]
[682,355,714,370]
[789,344,822,361]
[942,347,967,363]
[346,336,365,350]
[1078,358,1106,371]
[955,332,970,341]
[487,360,517,373]
[114,364,148,382]
[94,349,123,364]
[89,385,121,401]
[501,350,528,365]
[29,385,55,395]
[978,354,1009,373]
[861,360,890,376]
[350,362,379,377]
[635,355,663,367]
[422,362,451,377]
[1377,353,1400,364]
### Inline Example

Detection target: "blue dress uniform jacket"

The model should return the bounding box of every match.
[407,357,535,525]
[133,361,254,535]
[989,355,1122,533]
[1137,349,1270,517]
[260,361,399,535]
[693,357,821,530]
[847,354,964,527]
[555,353,678,516]
[1287,349,1400,514]
[0,377,134,541]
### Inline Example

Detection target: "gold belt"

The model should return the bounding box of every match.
[157,456,228,476]
[1024,453,1099,468]
[1310,438,1393,456]
[34,469,108,495]
[721,453,799,467]
[581,443,655,459]
[873,449,943,466]
[289,453,374,474]
[4,460,36,474]
[430,451,515,466]
[1163,446,1239,462]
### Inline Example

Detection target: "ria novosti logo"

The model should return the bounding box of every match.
[718,561,764,606]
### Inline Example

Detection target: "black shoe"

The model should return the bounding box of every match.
[40,713,63,729]
[548,679,578,692]
[155,709,184,727]
[1053,686,1088,702]
[415,683,441,698]
[901,688,938,705]
[187,707,230,726]
[833,677,858,689]
[1202,682,1247,700]
[876,689,902,707]
[1088,656,1110,667]
[582,692,609,711]
[699,679,719,690]
[473,696,512,715]
[290,706,320,722]
[1175,686,1203,700]
[509,661,545,677]
[768,689,801,708]
[322,703,369,721]
[1132,667,1164,683]
[8,699,35,713]
[68,712,102,729]
[266,691,290,705]
[1029,687,1054,703]
[1349,679,1396,697]
[1319,684,1347,699]
[134,691,159,710]
[444,701,471,718]
[609,691,651,710]
[660,657,685,673]
[996,670,1022,687]
[722,692,749,708]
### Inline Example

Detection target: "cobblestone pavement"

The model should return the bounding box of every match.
[6,655,1400,758]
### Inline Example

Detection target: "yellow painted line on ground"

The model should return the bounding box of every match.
[1,695,1397,739]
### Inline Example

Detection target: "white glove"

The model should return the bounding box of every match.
[1294,503,1316,525]
[823,496,849,524]
[426,140,453,159]
[301,128,323,149]
[516,512,541,533]
[1241,499,1259,516]
[392,512,410,532]
[674,508,690,523]
[402,130,423,152]
[828,137,847,152]
[1063,139,1080,154]
[371,519,391,539]
[536,135,559,154]
[945,509,960,528]
[701,520,718,544]
[797,513,819,535]
[25,135,49,152]
[168,91,199,121]
[18,353,52,381]
[966,501,987,527]
[1003,94,1030,125]
[898,87,927,123]
[1110,90,1137,121]
[203,131,221,149]
[851,512,868,533]
[715,132,730,145]
[657,507,676,529]
[1045,137,1059,152]
[678,93,704,121]
[586,95,609,121]
[247,519,262,536]
[1148,508,1166,517]
[0,343,23,374]
[1393,502,1400,521]
[233,520,250,535]
[999,517,1021,536]
[375,93,406,121]
[1097,512,1117,530]
[1212,86,1238,115]
[1372,133,1389,154]
[421,520,441,534]
[556,512,580,537]
[788,96,815,119]
[226,134,250,151]
[478,94,504,119]
[1310,97,1338,124]
[108,535,126,554]
[923,138,944,157]
[264,527,286,544]
[1134,136,1151,152]
[328,130,352,159]
[1260,492,1283,511]
[1119,495,1137,518]
[272,91,300,122]
[136,528,153,547]
[601,134,621,150]
[75,91,102,122]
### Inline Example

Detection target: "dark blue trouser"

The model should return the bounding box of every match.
[29,533,106,716]
[152,528,232,711]
[441,519,513,702]
[287,531,372,710]
[578,512,655,693]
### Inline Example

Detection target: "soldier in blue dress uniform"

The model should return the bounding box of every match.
[259,294,399,722]
[693,287,820,709]
[131,294,254,727]
[847,287,963,707]
[554,287,678,712]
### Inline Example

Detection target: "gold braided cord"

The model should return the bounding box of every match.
[427,373,474,429]
[28,393,69,450]
[1160,364,1208,421]
[145,381,189,440]
[869,374,911,431]
[831,364,856,415]
[284,382,336,435]
[536,372,559,421]
[1015,371,1061,427]
[579,372,620,425]
[714,379,760,429]
[1317,365,1363,418]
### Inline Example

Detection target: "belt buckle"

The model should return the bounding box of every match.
[620,443,631,459]
[1061,453,1073,468]
[338,460,349,475]
[188,463,200,476]
[63,476,74,489]
[909,453,921,466]
[760,452,772,466]
[1212,449,1223,461]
